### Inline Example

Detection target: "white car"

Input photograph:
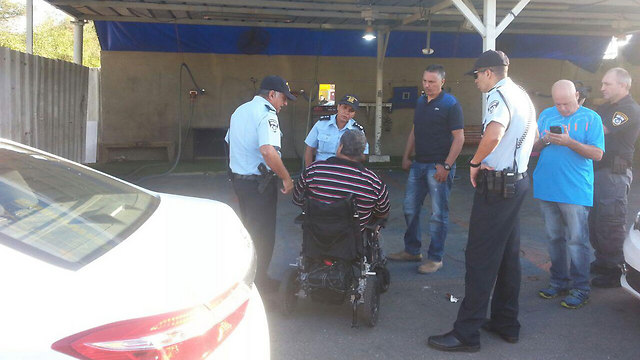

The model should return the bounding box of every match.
[0,139,269,359]
[622,212,640,300]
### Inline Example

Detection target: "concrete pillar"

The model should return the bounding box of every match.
[26,0,33,54]
[73,19,85,65]
[370,29,390,162]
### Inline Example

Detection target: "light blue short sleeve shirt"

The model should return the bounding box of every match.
[304,114,369,162]
[225,96,282,175]
[533,106,605,206]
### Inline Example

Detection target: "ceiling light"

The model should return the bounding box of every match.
[362,20,376,41]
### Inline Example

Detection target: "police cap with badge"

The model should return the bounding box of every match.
[465,49,510,76]
[338,94,360,111]
[260,75,297,101]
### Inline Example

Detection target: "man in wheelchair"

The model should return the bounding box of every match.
[285,129,390,326]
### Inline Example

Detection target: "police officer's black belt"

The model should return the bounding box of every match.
[482,170,527,180]
[232,173,260,180]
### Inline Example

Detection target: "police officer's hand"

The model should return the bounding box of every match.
[546,125,572,146]
[281,177,294,194]
[434,164,449,183]
[402,157,412,171]
[470,166,480,188]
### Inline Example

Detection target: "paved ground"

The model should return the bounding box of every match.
[138,167,640,360]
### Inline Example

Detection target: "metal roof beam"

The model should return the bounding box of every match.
[451,0,485,36]
[401,0,452,26]
[80,14,621,36]
[496,0,530,36]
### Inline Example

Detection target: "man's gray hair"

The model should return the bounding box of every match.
[607,67,632,90]
[340,129,367,157]
[425,64,446,80]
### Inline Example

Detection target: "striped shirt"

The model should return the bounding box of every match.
[293,157,390,230]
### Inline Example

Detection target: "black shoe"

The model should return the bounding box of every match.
[427,331,480,353]
[592,274,621,288]
[481,321,519,344]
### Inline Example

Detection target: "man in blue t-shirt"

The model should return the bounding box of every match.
[387,64,464,274]
[532,80,604,309]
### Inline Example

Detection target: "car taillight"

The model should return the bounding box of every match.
[52,234,257,360]
[52,283,251,360]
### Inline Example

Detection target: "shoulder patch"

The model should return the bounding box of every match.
[351,121,364,132]
[268,118,279,132]
[488,100,500,114]
[264,104,276,113]
[318,115,331,121]
[612,111,629,126]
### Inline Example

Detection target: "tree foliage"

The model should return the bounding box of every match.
[0,0,24,22]
[0,2,101,68]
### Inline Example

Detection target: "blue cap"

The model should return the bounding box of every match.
[260,75,296,100]
[338,94,359,110]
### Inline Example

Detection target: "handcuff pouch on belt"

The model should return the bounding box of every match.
[257,163,277,193]
[478,169,517,198]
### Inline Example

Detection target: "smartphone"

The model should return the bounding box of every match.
[549,125,563,134]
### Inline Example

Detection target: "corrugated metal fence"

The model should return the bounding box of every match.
[0,46,89,163]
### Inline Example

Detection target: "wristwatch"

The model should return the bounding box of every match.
[542,137,551,146]
[443,163,452,171]
[469,161,481,168]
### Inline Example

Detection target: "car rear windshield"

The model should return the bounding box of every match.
[0,142,160,270]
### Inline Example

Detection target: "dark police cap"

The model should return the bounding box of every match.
[465,50,510,76]
[338,94,359,110]
[260,75,296,100]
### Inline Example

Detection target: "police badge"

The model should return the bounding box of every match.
[268,118,279,132]
[488,100,500,114]
[612,112,629,126]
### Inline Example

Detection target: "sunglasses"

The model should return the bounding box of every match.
[473,68,491,79]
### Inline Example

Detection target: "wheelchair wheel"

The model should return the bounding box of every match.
[359,276,380,327]
[375,265,390,294]
[280,268,299,315]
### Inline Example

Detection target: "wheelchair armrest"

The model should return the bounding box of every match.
[364,217,387,231]
[294,213,305,225]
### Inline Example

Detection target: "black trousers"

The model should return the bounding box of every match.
[589,167,632,270]
[453,176,530,345]
[232,177,278,287]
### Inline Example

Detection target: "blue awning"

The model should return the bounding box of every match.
[95,21,611,72]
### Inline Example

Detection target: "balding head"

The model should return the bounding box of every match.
[551,80,580,117]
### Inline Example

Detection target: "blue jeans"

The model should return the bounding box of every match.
[539,200,591,293]
[402,162,454,261]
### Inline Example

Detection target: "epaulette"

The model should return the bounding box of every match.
[352,121,364,132]
[264,104,276,113]
[318,115,331,121]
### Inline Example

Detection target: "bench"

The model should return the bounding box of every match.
[464,125,483,145]
[100,141,175,162]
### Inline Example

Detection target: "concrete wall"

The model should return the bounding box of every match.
[100,51,640,161]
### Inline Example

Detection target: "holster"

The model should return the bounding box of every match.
[612,155,630,175]
[257,163,276,193]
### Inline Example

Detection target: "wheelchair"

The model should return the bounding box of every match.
[280,194,390,327]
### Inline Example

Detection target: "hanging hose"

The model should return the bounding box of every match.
[127,63,202,183]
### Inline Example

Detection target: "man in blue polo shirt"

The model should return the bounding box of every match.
[388,64,464,274]
[304,94,369,167]
[533,80,604,309]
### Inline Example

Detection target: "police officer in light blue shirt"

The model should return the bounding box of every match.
[225,75,296,293]
[429,50,536,352]
[304,94,369,167]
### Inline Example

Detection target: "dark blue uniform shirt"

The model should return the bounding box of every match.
[413,91,464,164]
[596,94,640,166]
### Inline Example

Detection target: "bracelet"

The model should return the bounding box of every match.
[469,161,481,168]
[542,138,551,146]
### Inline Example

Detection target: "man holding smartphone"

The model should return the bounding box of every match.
[532,80,604,309]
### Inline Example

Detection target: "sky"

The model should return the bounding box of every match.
[7,0,69,32]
